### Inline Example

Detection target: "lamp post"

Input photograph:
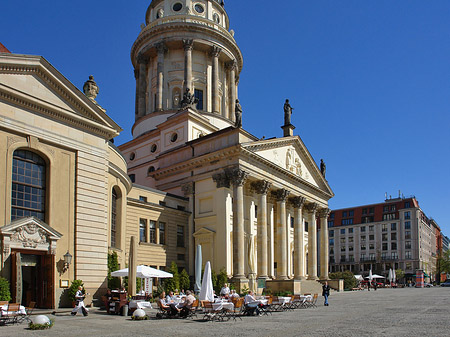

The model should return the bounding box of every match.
[63,251,72,272]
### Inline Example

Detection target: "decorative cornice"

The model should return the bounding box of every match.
[225,165,248,187]
[290,196,306,209]
[272,188,290,202]
[252,180,271,195]
[212,172,230,188]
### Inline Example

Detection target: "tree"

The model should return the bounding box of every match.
[0,277,11,302]
[395,269,405,283]
[216,268,228,293]
[68,280,84,302]
[179,269,190,291]
[438,250,450,274]
[164,262,180,292]
[107,251,120,289]
[329,271,357,290]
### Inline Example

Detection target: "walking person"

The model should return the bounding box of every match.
[71,286,89,316]
[322,281,331,306]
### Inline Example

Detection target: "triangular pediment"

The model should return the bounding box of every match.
[193,227,216,237]
[1,216,62,240]
[0,54,122,139]
[242,136,333,196]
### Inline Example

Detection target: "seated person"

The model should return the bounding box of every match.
[179,289,186,296]
[166,291,176,303]
[220,283,230,297]
[229,289,240,300]
[159,291,179,316]
[244,291,260,316]
[179,290,196,318]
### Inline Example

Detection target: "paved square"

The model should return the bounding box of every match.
[1,287,449,337]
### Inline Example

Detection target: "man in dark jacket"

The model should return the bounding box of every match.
[322,282,331,306]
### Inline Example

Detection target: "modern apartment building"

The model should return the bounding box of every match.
[328,196,441,282]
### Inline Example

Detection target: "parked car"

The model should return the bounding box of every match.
[424,282,433,287]
[440,280,450,287]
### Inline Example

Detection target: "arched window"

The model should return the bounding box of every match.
[11,149,46,221]
[111,188,119,248]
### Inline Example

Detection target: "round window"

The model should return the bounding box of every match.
[194,4,204,14]
[173,3,183,12]
[213,13,220,24]
[170,133,178,143]
[151,144,157,153]
[129,152,136,161]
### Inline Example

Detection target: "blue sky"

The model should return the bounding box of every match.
[1,1,449,234]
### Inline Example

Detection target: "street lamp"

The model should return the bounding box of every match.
[63,251,72,272]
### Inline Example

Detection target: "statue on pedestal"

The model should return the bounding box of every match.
[181,88,198,109]
[320,159,326,178]
[235,99,242,128]
[283,99,294,126]
[83,75,99,101]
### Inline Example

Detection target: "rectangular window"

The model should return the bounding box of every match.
[349,228,353,234]
[405,251,412,259]
[405,241,411,249]
[369,253,375,261]
[290,217,294,229]
[369,243,375,250]
[383,213,396,221]
[360,253,366,261]
[405,221,411,230]
[391,232,397,240]
[139,196,147,202]
[362,208,367,215]
[328,220,334,227]
[360,226,366,232]
[348,236,354,243]
[330,213,335,219]
[340,255,346,263]
[340,238,345,244]
[349,210,354,217]
[382,243,388,251]
[340,229,345,235]
[305,222,308,232]
[383,206,389,212]
[177,225,185,247]
[139,219,147,243]
[194,89,204,110]
[349,246,354,251]
[390,205,396,211]
[369,225,374,232]
[382,224,387,232]
[391,223,397,231]
[341,246,346,252]
[382,233,388,241]
[391,252,398,259]
[369,207,374,213]
[406,262,412,270]
[369,234,375,241]
[360,244,366,250]
[159,222,166,245]
[329,230,334,238]
[381,252,387,260]
[349,255,354,262]
[391,242,397,250]
[405,231,411,240]
[342,211,347,217]
[404,211,411,220]
[342,219,353,225]
[404,201,410,208]
[330,247,334,255]
[329,238,334,246]
[177,254,185,261]
[360,236,366,242]
[149,220,157,244]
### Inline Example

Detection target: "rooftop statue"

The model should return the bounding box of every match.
[235,99,242,128]
[283,99,294,126]
[320,159,326,178]
[83,75,99,101]
[180,88,198,109]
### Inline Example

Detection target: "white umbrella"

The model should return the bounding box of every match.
[194,245,202,294]
[111,265,173,278]
[199,261,214,302]
[354,275,364,281]
[368,269,373,282]
[365,274,385,279]
[393,269,396,283]
[248,235,257,293]
[388,269,393,283]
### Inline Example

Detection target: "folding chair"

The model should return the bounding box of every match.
[311,294,318,308]
[4,303,21,324]
[18,301,35,323]
[201,301,223,322]
[185,299,199,319]
[156,300,171,319]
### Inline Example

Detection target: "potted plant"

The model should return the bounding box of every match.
[68,280,84,307]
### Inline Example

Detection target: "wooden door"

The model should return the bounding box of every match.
[40,254,54,309]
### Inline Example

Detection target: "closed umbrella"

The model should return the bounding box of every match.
[199,261,214,302]
[393,269,396,283]
[128,236,137,296]
[368,269,373,282]
[388,268,393,285]
[194,245,202,294]
[248,235,257,293]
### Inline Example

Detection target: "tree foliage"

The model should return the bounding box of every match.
[438,250,450,274]
[216,268,228,293]
[164,262,180,292]
[68,279,84,302]
[179,269,190,291]
[329,271,358,290]
[395,269,405,282]
[0,277,11,302]
[107,251,120,289]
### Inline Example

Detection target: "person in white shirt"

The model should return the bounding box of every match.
[71,286,89,316]
[220,283,230,297]
[229,290,239,299]
[244,291,260,316]
[166,291,176,303]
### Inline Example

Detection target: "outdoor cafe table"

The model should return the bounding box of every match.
[277,297,292,305]
[129,300,152,310]
[0,304,26,316]
[211,301,234,311]
[247,299,268,307]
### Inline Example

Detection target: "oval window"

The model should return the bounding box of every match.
[170,133,178,143]
[173,3,183,12]
[213,13,220,24]
[151,144,157,153]
[129,152,136,161]
[194,4,204,14]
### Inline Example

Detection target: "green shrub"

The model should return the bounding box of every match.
[68,280,84,302]
[216,268,228,293]
[164,262,180,292]
[329,271,357,290]
[107,251,120,289]
[0,277,11,302]
[179,269,190,291]
[29,319,54,330]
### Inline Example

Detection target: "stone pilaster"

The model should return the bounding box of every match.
[225,166,248,280]
[137,53,149,118]
[319,208,331,280]
[155,42,167,111]
[291,196,306,280]
[183,39,194,93]
[252,180,272,279]
[272,188,290,280]
[210,45,222,114]
[307,203,319,280]
[182,182,195,274]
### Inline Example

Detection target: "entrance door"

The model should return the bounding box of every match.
[40,254,54,309]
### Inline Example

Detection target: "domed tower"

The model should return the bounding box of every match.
[131,0,243,139]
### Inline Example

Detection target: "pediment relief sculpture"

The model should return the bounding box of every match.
[11,224,48,249]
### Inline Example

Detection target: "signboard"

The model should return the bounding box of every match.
[144,278,153,294]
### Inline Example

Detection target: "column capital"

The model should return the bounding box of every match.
[251,180,271,195]
[155,42,167,54]
[225,166,248,187]
[290,196,306,209]
[306,202,320,213]
[210,45,222,58]
[272,188,290,202]
[212,172,230,188]
[226,60,238,71]
[181,182,194,196]
[137,53,149,64]
[183,39,194,51]
[319,208,331,218]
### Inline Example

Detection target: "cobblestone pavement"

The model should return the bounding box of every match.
[1,287,449,337]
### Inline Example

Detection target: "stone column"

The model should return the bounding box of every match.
[319,208,331,280]
[252,180,272,279]
[210,45,222,114]
[226,60,237,121]
[307,203,319,280]
[183,39,193,93]
[226,166,248,280]
[182,182,195,275]
[291,196,306,280]
[273,189,290,280]
[155,42,166,111]
[137,53,149,118]
[134,69,139,121]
